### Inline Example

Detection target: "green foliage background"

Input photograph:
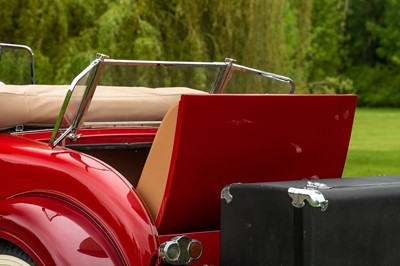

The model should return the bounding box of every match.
[1,0,399,106]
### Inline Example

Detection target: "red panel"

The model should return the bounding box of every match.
[156,94,357,234]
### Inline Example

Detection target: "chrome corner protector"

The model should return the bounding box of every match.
[221,185,233,204]
[288,187,328,211]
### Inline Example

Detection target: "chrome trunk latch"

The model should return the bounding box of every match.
[288,187,329,211]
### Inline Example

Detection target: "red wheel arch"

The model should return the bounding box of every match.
[0,196,125,265]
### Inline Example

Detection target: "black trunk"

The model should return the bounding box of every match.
[220,176,400,266]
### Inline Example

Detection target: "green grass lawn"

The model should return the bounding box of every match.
[342,108,400,177]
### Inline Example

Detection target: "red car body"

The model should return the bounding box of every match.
[0,50,357,265]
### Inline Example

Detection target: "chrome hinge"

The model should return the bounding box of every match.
[288,187,328,211]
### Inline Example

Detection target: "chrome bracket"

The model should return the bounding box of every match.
[67,132,82,142]
[15,124,24,132]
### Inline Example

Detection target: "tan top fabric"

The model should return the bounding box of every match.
[0,84,207,130]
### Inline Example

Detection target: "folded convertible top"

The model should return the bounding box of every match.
[0,85,207,130]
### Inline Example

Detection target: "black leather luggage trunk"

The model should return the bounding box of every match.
[220,176,400,266]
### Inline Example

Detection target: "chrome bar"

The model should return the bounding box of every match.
[83,121,161,128]
[231,63,296,93]
[103,58,226,68]
[103,58,295,93]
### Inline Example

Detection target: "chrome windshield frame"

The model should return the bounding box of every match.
[49,55,295,148]
[49,54,107,147]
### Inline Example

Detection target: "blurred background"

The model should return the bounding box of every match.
[1,0,399,106]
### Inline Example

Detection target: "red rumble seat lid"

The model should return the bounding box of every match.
[156,94,357,234]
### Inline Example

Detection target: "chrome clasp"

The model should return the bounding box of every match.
[288,187,328,211]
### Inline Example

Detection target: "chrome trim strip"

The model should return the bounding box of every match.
[82,121,161,128]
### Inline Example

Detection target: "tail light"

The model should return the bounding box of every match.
[159,235,202,265]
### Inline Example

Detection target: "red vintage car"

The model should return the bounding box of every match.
[0,44,356,265]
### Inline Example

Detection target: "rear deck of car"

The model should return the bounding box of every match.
[5,88,357,234]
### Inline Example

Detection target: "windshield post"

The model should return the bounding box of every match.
[211,58,236,94]
[49,54,108,148]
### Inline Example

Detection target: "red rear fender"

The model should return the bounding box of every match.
[0,196,124,265]
[0,135,159,265]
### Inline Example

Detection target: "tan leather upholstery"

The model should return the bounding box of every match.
[136,102,179,220]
